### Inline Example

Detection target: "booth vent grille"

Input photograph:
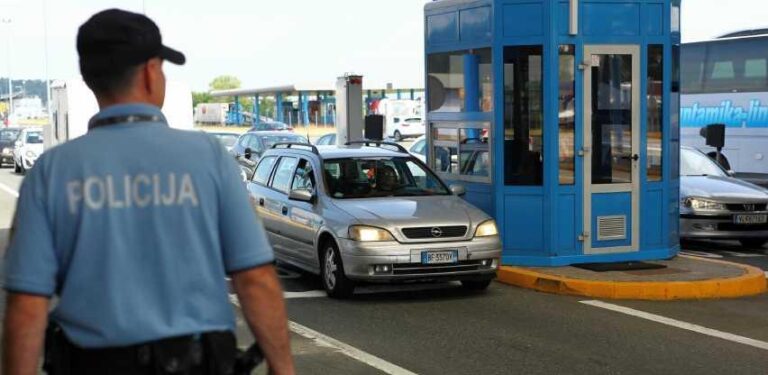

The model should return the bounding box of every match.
[597,216,627,241]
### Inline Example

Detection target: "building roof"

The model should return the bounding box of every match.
[211,81,424,98]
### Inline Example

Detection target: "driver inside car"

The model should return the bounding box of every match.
[376,165,399,193]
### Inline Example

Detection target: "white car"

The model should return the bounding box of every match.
[390,117,425,141]
[409,135,427,163]
[13,127,44,174]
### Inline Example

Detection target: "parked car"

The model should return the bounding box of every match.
[680,146,768,248]
[209,132,240,152]
[390,117,425,141]
[246,142,502,298]
[13,127,44,174]
[314,133,336,146]
[249,121,293,132]
[0,127,22,167]
[408,135,426,162]
[231,131,309,180]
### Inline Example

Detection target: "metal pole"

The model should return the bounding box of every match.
[42,0,51,125]
[2,18,13,119]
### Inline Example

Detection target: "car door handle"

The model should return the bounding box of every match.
[621,154,640,162]
[259,198,265,206]
[282,206,289,215]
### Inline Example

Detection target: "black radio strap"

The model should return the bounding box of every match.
[88,114,164,130]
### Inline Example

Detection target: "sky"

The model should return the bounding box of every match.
[1,0,768,92]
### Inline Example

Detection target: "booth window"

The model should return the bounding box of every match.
[559,45,576,185]
[427,49,492,113]
[431,122,491,182]
[503,46,544,186]
[647,45,664,182]
[671,44,681,181]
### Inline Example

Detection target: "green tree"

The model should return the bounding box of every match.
[209,75,241,91]
[192,91,213,108]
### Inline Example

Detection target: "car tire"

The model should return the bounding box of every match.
[460,278,493,291]
[321,241,355,299]
[394,130,403,142]
[13,160,21,174]
[740,239,768,249]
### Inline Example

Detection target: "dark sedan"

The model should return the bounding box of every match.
[231,131,309,180]
[680,147,768,248]
[0,127,21,167]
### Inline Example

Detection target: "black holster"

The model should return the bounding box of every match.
[42,323,249,375]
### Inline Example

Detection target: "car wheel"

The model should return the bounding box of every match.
[13,160,21,174]
[321,241,355,299]
[394,130,403,142]
[461,278,493,291]
[740,239,768,249]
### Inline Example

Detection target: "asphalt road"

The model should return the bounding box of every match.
[1,167,768,374]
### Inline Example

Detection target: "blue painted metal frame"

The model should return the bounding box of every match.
[425,0,679,266]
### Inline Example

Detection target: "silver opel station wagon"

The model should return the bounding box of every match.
[246,142,502,298]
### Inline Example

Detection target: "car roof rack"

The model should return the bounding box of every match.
[271,142,320,155]
[345,141,409,154]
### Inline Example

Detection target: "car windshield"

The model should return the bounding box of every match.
[323,157,450,198]
[259,134,308,149]
[0,129,20,141]
[26,131,43,144]
[680,148,727,177]
[215,134,238,148]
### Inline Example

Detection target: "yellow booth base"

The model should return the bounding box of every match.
[496,255,767,300]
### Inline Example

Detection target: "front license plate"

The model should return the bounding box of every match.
[734,214,768,225]
[422,250,458,265]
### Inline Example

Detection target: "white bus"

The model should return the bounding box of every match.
[681,30,768,179]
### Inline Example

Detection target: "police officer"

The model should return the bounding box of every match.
[2,9,294,375]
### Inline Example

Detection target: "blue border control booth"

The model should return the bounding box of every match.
[424,0,682,266]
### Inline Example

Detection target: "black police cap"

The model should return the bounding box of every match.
[77,9,185,73]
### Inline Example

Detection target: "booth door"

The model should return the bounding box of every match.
[583,45,640,254]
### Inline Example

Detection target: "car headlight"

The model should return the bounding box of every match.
[682,198,727,211]
[2,147,10,155]
[349,225,395,242]
[25,150,37,159]
[475,220,499,237]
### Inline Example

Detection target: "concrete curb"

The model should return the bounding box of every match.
[495,255,767,300]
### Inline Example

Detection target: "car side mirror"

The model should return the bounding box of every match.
[244,147,253,160]
[289,189,315,203]
[450,184,466,197]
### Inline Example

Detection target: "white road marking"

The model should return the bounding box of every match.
[0,182,19,198]
[284,290,327,299]
[721,251,765,258]
[229,295,416,374]
[581,300,768,351]
[288,321,418,375]
[679,250,723,259]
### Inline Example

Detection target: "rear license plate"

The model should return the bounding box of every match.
[734,214,768,225]
[421,250,458,265]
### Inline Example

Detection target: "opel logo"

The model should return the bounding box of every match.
[431,227,443,237]
[744,204,756,212]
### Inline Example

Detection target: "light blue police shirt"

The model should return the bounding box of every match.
[3,103,274,348]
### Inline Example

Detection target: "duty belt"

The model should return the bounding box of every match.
[88,114,165,130]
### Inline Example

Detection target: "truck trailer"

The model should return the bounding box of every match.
[46,79,194,149]
[194,103,230,125]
